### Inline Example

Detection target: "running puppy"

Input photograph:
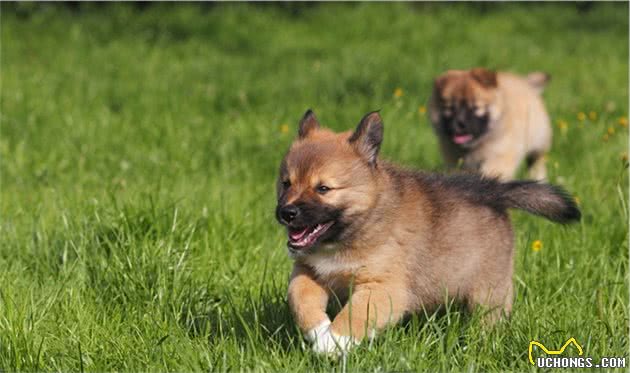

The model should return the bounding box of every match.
[429,68,552,181]
[276,110,579,354]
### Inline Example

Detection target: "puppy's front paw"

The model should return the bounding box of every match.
[305,320,358,355]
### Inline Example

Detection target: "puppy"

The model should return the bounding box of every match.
[276,110,580,354]
[429,68,552,181]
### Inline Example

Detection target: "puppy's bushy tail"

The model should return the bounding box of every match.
[502,181,581,223]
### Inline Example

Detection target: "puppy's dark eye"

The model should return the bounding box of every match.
[282,180,291,189]
[316,185,331,194]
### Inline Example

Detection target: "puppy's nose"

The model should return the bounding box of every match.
[455,120,466,131]
[280,204,300,223]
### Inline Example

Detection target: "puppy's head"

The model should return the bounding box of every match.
[276,110,383,257]
[431,68,500,147]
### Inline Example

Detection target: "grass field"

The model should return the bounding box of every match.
[1,2,628,371]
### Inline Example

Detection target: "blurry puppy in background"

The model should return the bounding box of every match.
[429,68,552,181]
[276,109,579,354]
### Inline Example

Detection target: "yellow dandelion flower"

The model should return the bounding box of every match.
[557,120,568,133]
[418,105,427,115]
[607,126,615,135]
[577,112,586,121]
[532,240,542,252]
[574,196,581,206]
[618,117,628,128]
[602,134,609,142]
[588,111,597,121]
[621,152,628,163]
[393,88,404,98]
[280,124,289,134]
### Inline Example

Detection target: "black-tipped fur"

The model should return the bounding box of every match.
[298,109,320,138]
[348,111,383,167]
[414,171,581,223]
[501,181,581,223]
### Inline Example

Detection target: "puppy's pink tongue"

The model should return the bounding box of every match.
[289,227,309,241]
[453,134,473,144]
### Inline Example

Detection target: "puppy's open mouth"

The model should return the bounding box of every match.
[287,221,334,250]
[453,134,474,145]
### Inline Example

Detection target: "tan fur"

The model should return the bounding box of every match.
[287,264,330,332]
[429,68,551,181]
[283,120,516,341]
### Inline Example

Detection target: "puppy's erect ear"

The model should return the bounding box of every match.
[434,75,448,93]
[349,111,383,166]
[298,109,320,138]
[470,68,498,88]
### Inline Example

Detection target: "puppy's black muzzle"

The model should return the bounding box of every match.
[276,201,341,228]
[442,108,489,140]
[278,204,300,225]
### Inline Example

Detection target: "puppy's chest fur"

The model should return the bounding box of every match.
[302,251,364,290]
[301,245,390,287]
[300,231,416,294]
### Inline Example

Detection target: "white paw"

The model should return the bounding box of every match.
[305,320,359,355]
